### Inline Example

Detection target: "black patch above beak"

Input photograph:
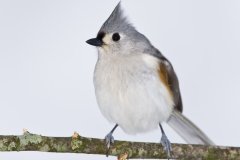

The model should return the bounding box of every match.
[86,38,103,47]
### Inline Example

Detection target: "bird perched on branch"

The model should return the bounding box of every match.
[86,2,214,157]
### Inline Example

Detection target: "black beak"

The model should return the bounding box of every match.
[86,38,103,47]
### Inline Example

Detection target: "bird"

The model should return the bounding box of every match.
[86,2,214,157]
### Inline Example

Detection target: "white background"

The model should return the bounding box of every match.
[0,0,240,159]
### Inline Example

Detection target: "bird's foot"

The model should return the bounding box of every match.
[160,133,172,158]
[105,132,114,156]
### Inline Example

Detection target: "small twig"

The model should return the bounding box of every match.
[0,131,239,159]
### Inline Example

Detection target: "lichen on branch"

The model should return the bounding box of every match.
[0,132,239,159]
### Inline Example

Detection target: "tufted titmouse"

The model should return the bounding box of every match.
[86,2,214,157]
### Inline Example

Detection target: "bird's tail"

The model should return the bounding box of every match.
[167,110,214,145]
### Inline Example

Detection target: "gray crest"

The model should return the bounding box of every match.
[99,2,135,34]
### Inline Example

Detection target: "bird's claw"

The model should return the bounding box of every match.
[105,132,114,156]
[105,133,114,148]
[160,133,172,158]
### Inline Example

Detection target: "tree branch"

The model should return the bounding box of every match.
[0,132,239,159]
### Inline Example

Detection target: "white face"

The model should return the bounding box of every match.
[95,30,145,56]
[98,32,126,55]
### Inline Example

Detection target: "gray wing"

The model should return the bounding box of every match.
[152,50,214,145]
[149,48,183,112]
[144,46,215,144]
[159,55,183,112]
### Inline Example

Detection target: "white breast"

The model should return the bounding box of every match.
[94,53,174,134]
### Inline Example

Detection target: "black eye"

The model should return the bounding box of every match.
[112,33,120,41]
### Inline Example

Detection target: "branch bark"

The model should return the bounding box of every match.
[0,132,239,159]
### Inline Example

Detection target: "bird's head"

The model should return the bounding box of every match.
[86,2,152,56]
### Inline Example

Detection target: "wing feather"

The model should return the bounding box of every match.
[158,56,183,112]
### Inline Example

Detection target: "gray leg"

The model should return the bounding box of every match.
[105,124,118,156]
[159,124,172,158]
